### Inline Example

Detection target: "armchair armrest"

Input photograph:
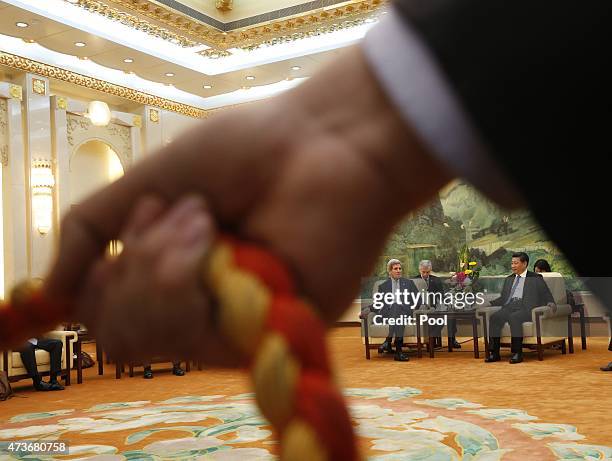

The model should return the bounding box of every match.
[532,303,572,320]
[46,330,77,343]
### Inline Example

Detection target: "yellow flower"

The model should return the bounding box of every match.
[469,262,477,266]
[464,270,473,275]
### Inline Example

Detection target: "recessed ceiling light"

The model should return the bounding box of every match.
[291,66,301,71]
[203,84,213,89]
[123,58,134,63]
[165,72,175,77]
[74,41,86,47]
[80,56,89,60]
[15,22,29,28]
[245,75,256,80]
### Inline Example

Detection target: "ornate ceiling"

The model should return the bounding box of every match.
[0,0,386,113]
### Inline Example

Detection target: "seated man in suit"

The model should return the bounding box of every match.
[485,252,555,364]
[413,260,461,349]
[17,338,65,391]
[377,258,420,362]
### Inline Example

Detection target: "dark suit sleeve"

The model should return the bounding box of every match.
[392,1,612,309]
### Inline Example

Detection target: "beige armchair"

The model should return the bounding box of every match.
[1,330,77,385]
[477,273,572,360]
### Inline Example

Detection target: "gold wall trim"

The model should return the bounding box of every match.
[71,0,384,51]
[0,51,208,119]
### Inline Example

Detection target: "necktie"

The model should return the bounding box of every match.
[507,275,521,303]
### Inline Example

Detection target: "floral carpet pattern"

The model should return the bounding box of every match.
[0,387,610,460]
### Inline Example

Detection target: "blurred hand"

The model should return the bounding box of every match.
[44,47,453,363]
[77,195,243,366]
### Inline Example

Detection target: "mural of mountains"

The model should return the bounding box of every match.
[376,181,574,279]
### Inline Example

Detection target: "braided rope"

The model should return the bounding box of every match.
[0,237,358,460]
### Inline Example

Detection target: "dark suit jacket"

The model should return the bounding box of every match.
[412,274,445,295]
[491,271,554,311]
[377,277,420,317]
[393,1,612,311]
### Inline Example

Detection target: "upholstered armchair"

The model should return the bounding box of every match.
[477,273,572,360]
[0,330,77,385]
[360,309,419,359]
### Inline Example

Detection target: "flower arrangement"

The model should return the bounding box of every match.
[449,245,481,293]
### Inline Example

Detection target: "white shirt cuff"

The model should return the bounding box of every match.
[362,10,520,207]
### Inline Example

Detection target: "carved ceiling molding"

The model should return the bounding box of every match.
[0,51,208,119]
[67,0,385,51]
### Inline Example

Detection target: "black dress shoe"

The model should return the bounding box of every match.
[394,352,409,362]
[48,379,65,391]
[451,338,462,349]
[509,353,523,364]
[34,381,52,391]
[172,366,185,376]
[144,368,153,379]
[484,352,501,363]
[378,340,393,354]
[600,362,612,372]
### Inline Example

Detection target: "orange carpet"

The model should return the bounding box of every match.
[0,327,610,459]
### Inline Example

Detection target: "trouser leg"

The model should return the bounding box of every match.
[18,344,39,381]
[508,311,530,354]
[488,309,511,352]
[37,339,63,379]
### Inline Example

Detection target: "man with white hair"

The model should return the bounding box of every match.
[377,258,419,361]
[414,260,461,349]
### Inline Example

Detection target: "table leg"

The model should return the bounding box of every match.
[416,314,422,359]
[64,342,71,386]
[578,306,587,350]
[472,316,479,359]
[429,335,435,358]
[96,343,104,375]
[115,362,122,379]
[76,340,83,384]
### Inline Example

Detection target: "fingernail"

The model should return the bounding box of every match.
[180,213,211,246]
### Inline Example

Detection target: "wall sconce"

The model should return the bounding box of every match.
[31,159,55,235]
[87,100,112,126]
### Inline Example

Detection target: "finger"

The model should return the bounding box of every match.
[154,212,215,289]
[138,195,209,260]
[120,195,167,247]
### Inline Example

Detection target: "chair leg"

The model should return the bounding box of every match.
[64,343,71,386]
[567,315,574,354]
[185,361,191,372]
[561,340,567,355]
[129,364,134,378]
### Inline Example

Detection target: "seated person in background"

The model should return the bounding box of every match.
[413,260,460,349]
[143,360,185,379]
[533,259,552,273]
[485,252,555,364]
[377,259,419,362]
[17,338,65,391]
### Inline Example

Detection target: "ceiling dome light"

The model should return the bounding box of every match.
[165,72,175,77]
[123,58,134,63]
[291,66,301,71]
[16,22,29,28]
[74,41,86,47]
[88,101,112,127]
[245,75,255,80]
[203,84,213,89]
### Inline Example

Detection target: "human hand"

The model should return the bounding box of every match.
[44,47,453,354]
[76,195,243,366]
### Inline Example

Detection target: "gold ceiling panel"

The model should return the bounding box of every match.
[68,0,385,51]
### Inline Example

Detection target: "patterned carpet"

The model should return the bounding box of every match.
[0,328,610,460]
